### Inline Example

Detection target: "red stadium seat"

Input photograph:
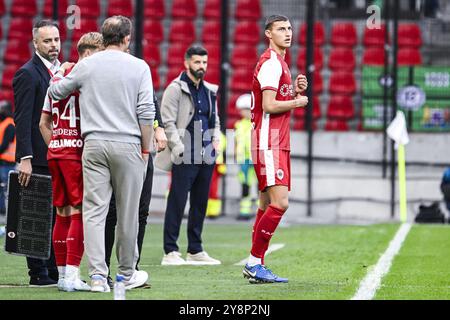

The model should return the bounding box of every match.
[74,0,100,18]
[143,44,161,68]
[293,96,321,120]
[107,0,133,17]
[235,0,261,21]
[398,23,422,48]
[165,66,184,86]
[328,47,356,71]
[71,18,99,42]
[7,18,32,41]
[325,119,349,131]
[143,20,164,44]
[230,68,253,92]
[171,0,197,19]
[43,0,68,18]
[299,22,325,46]
[4,39,31,64]
[57,20,67,41]
[329,72,356,95]
[331,22,357,47]
[397,48,422,66]
[363,24,387,47]
[0,89,15,108]
[0,0,5,16]
[234,21,261,45]
[167,43,191,67]
[296,47,324,71]
[169,20,196,44]
[204,65,220,84]
[231,44,258,68]
[326,95,355,120]
[202,20,221,44]
[311,71,323,94]
[203,0,221,19]
[1,64,20,88]
[144,0,165,18]
[204,43,221,67]
[69,43,79,62]
[292,118,317,131]
[150,67,160,90]
[362,47,386,66]
[11,0,37,17]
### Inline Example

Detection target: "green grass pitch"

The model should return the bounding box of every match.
[0,222,449,300]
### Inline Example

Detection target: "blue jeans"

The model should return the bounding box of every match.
[0,163,15,213]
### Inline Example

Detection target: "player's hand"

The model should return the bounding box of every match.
[295,74,308,93]
[142,152,149,163]
[18,158,32,187]
[294,96,309,108]
[59,62,75,74]
[154,127,167,153]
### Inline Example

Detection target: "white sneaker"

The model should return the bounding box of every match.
[121,270,148,290]
[57,278,65,291]
[64,277,91,292]
[90,275,110,293]
[161,251,187,265]
[186,251,221,265]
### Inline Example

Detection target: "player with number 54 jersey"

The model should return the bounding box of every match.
[42,66,82,161]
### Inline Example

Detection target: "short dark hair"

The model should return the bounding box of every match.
[32,19,59,39]
[185,44,208,60]
[101,16,132,47]
[265,14,290,30]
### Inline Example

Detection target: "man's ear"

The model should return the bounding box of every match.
[265,29,272,40]
[184,59,189,70]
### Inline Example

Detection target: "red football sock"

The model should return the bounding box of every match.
[53,215,71,267]
[251,205,285,259]
[66,213,84,267]
[252,208,266,264]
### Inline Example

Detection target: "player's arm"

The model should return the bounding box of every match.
[39,113,52,146]
[137,64,156,160]
[39,90,53,146]
[48,62,81,101]
[262,89,308,114]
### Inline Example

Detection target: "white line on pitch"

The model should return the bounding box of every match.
[351,223,412,300]
[234,243,285,266]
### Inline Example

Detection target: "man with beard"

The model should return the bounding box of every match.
[12,20,62,287]
[155,45,221,266]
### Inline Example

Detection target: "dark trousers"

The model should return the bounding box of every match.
[163,163,215,254]
[104,156,154,272]
[26,165,58,280]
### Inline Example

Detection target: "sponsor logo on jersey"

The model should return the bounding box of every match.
[280,84,294,97]
[49,139,84,149]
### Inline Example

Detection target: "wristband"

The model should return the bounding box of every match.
[142,150,150,154]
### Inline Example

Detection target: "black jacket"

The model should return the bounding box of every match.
[13,53,52,167]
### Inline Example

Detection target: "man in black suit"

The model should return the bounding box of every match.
[13,20,61,287]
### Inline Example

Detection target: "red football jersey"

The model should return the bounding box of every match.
[42,67,82,161]
[251,48,295,151]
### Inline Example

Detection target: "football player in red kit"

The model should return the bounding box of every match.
[39,32,104,292]
[242,15,308,283]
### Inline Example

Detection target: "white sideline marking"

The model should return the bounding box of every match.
[351,223,412,300]
[234,243,285,266]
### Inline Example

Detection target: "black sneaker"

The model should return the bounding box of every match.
[29,276,58,287]
[106,275,114,289]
